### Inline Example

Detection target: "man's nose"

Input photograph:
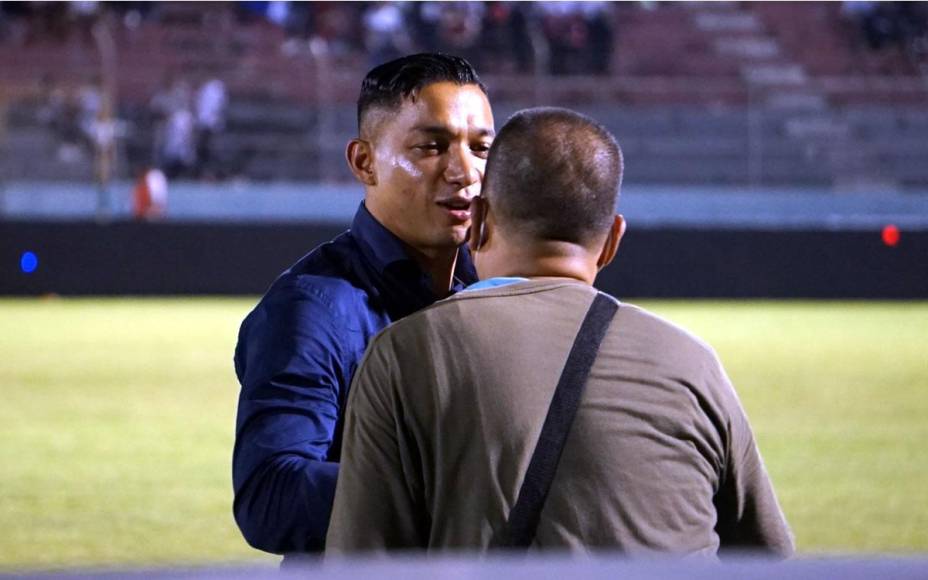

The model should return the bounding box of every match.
[444,144,481,190]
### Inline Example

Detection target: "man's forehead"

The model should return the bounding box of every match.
[409,123,496,138]
[398,82,494,133]
[362,82,493,139]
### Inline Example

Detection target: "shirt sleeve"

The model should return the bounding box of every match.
[712,358,796,557]
[326,331,427,553]
[232,280,354,554]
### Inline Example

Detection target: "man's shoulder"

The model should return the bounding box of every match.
[248,233,373,327]
[616,302,721,366]
[402,282,719,364]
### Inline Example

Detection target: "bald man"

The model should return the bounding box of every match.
[326,108,794,557]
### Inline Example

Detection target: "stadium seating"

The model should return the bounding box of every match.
[1,2,925,186]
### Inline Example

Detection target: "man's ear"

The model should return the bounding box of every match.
[597,214,626,270]
[346,139,376,186]
[468,196,490,253]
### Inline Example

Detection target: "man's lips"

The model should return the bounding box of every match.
[436,198,472,223]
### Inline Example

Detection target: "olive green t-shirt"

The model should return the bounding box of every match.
[327,279,793,556]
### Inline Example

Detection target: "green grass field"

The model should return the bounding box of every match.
[1,298,926,570]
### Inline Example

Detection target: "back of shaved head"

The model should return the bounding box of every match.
[483,107,623,247]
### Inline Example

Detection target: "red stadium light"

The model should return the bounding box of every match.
[882,224,900,247]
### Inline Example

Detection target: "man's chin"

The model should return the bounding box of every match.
[448,224,471,247]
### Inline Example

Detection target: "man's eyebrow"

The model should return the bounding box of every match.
[411,125,496,138]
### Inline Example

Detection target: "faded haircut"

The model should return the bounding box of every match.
[357,53,487,136]
[483,107,623,246]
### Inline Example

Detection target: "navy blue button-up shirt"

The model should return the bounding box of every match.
[233,202,477,554]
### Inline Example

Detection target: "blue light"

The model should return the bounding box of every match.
[20,251,38,274]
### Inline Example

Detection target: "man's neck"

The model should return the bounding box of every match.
[362,200,460,298]
[477,239,598,286]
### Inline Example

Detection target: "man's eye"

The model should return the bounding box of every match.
[416,143,441,152]
[471,143,491,157]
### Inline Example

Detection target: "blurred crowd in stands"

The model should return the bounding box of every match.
[34,73,103,166]
[148,74,228,180]
[1,1,616,75]
[0,1,622,185]
[0,0,110,46]
[34,71,227,180]
[2,1,928,191]
[303,1,616,75]
[842,2,928,55]
[5,1,928,77]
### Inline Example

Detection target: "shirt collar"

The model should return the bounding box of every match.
[351,202,415,272]
[350,201,478,291]
[464,276,529,292]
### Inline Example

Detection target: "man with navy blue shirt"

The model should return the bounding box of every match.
[232,53,495,559]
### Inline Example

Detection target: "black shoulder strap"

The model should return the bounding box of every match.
[491,292,619,549]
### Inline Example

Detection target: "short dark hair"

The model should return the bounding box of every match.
[357,53,487,135]
[483,107,623,246]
